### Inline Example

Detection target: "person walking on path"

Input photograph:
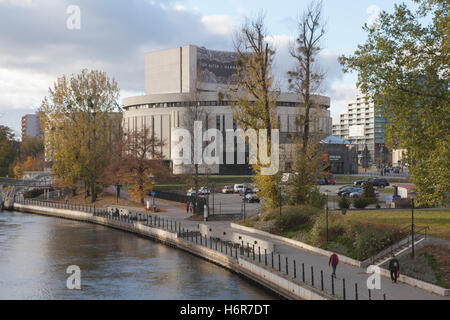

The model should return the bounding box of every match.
[186,202,190,214]
[329,252,339,278]
[389,254,400,283]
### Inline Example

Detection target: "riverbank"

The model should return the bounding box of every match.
[11,201,332,300]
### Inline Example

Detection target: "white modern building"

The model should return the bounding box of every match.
[123,45,333,175]
[332,96,389,167]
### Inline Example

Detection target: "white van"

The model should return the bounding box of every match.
[234,184,244,194]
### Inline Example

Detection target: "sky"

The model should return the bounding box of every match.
[0,0,418,138]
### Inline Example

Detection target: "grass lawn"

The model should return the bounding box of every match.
[343,209,450,240]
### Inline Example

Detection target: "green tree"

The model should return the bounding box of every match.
[40,69,121,202]
[339,0,449,207]
[0,126,18,177]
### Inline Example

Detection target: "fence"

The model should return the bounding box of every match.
[15,198,392,300]
[153,190,207,213]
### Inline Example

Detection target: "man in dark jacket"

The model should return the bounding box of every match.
[329,252,339,278]
[388,254,400,283]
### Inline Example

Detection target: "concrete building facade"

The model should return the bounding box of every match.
[123,45,333,175]
[332,96,389,167]
[21,113,41,139]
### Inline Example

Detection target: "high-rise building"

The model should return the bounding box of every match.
[21,113,41,139]
[332,96,389,167]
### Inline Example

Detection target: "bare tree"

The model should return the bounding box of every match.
[288,0,326,151]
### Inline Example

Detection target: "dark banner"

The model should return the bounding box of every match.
[197,47,238,84]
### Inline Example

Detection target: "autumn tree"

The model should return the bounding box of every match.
[231,15,281,208]
[286,1,328,205]
[123,126,169,205]
[339,0,449,206]
[40,69,121,202]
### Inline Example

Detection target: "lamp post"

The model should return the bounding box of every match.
[410,191,416,258]
[278,182,282,216]
[325,190,330,243]
[212,183,215,216]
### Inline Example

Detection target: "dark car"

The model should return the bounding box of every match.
[337,187,362,197]
[364,178,389,188]
[317,178,326,185]
[353,179,366,186]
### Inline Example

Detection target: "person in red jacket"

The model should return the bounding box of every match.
[329,252,339,278]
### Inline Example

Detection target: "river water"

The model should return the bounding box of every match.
[0,210,276,300]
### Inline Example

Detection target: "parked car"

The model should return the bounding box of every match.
[364,178,389,188]
[186,188,196,197]
[239,186,254,195]
[199,187,210,195]
[353,179,367,186]
[324,173,336,185]
[350,189,380,198]
[234,184,245,194]
[244,193,260,203]
[222,186,234,194]
[337,187,362,197]
[317,178,326,185]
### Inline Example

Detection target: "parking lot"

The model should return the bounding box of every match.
[204,191,261,217]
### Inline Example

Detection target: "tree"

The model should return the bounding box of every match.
[40,69,121,202]
[0,126,17,177]
[288,0,326,151]
[286,1,328,205]
[231,14,281,208]
[339,0,449,206]
[123,126,168,205]
[361,144,371,171]
[23,156,38,172]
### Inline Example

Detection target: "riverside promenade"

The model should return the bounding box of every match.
[9,197,449,301]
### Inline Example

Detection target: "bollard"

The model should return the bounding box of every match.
[331,276,335,295]
[383,293,386,300]
[343,278,346,300]
[272,252,274,268]
[286,257,288,275]
[278,254,281,272]
[302,263,305,282]
[355,283,358,300]
[200,235,202,245]
[221,241,223,253]
[247,243,250,258]
[321,270,324,291]
[226,244,228,255]
[258,247,261,263]
[215,240,218,251]
[368,289,371,300]
[294,260,297,278]
[235,246,237,258]
[253,245,255,261]
[265,249,267,266]
[311,266,314,287]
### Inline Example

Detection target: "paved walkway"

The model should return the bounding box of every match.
[106,189,448,300]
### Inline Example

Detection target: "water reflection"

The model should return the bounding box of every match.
[0,211,276,300]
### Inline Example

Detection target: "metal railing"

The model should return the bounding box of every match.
[15,198,393,300]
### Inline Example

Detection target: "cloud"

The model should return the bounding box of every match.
[201,15,236,36]
[0,0,235,133]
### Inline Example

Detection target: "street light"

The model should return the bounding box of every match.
[325,189,330,243]
[278,182,283,216]
[211,182,215,216]
[409,191,417,258]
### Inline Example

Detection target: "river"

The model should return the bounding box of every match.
[0,210,276,300]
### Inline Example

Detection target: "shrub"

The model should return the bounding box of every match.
[362,182,376,198]
[338,196,351,209]
[309,212,347,246]
[23,188,46,199]
[272,206,321,234]
[353,197,372,209]
[306,188,326,208]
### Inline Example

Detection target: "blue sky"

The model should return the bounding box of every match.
[0,0,417,137]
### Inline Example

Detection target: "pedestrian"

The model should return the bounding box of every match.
[388,254,400,283]
[190,202,194,215]
[186,201,190,214]
[329,252,339,278]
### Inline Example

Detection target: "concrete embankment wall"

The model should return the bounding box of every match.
[12,203,333,300]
